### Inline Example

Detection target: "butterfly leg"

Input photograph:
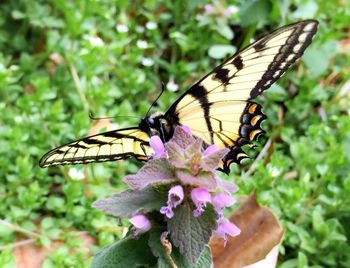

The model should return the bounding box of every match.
[140,142,150,160]
[159,124,166,142]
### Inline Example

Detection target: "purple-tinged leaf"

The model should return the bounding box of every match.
[124,159,176,189]
[171,126,196,149]
[176,169,217,190]
[92,187,167,218]
[202,148,229,171]
[166,141,186,168]
[217,179,238,193]
[185,139,203,158]
[168,202,217,264]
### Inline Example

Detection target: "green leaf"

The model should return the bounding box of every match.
[148,229,212,268]
[217,25,234,40]
[208,45,236,59]
[312,210,326,235]
[264,83,287,101]
[303,40,338,77]
[291,1,318,19]
[91,234,157,268]
[92,187,167,218]
[168,202,217,264]
[239,0,272,26]
[297,251,308,268]
[11,10,26,20]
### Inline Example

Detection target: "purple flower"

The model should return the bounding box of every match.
[204,4,214,14]
[129,214,151,236]
[212,192,235,213]
[149,135,166,159]
[160,185,184,219]
[224,5,238,17]
[214,218,240,246]
[160,206,174,218]
[168,185,184,207]
[191,188,212,217]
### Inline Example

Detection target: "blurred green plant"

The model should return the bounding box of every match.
[0,0,349,267]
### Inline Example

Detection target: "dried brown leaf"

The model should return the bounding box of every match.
[13,232,96,268]
[88,119,114,136]
[210,192,284,268]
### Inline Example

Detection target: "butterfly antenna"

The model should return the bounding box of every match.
[88,111,141,120]
[146,82,165,117]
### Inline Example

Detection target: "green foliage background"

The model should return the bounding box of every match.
[0,0,349,267]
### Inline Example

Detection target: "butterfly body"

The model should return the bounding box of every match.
[139,112,176,142]
[40,20,318,173]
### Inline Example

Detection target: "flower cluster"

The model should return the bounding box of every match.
[127,126,240,245]
[204,2,238,17]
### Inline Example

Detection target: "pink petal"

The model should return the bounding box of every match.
[149,136,166,159]
[181,125,192,135]
[216,221,240,237]
[212,193,236,212]
[203,144,219,157]
[193,207,205,217]
[160,206,174,218]
[129,214,151,232]
[168,185,184,208]
[190,188,211,205]
[214,219,240,246]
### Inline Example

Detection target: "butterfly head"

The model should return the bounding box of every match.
[140,112,175,142]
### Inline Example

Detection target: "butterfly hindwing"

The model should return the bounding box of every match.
[166,20,318,173]
[39,127,152,167]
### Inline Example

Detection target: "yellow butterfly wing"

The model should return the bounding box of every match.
[166,20,318,173]
[39,127,152,167]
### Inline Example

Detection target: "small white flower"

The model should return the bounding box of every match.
[136,26,145,33]
[268,165,282,177]
[137,40,148,49]
[141,57,154,66]
[166,79,179,92]
[110,123,119,130]
[224,5,238,17]
[68,168,85,180]
[14,115,23,123]
[146,22,157,30]
[204,4,214,14]
[116,24,129,33]
[89,36,104,47]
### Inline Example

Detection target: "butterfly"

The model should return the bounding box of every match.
[40,20,318,173]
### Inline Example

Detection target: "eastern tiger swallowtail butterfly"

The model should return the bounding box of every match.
[40,20,318,173]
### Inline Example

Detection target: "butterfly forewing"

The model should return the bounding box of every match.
[39,128,152,167]
[40,20,318,173]
[166,20,318,172]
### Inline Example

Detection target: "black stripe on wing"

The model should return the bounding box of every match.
[166,20,318,118]
[39,127,150,168]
